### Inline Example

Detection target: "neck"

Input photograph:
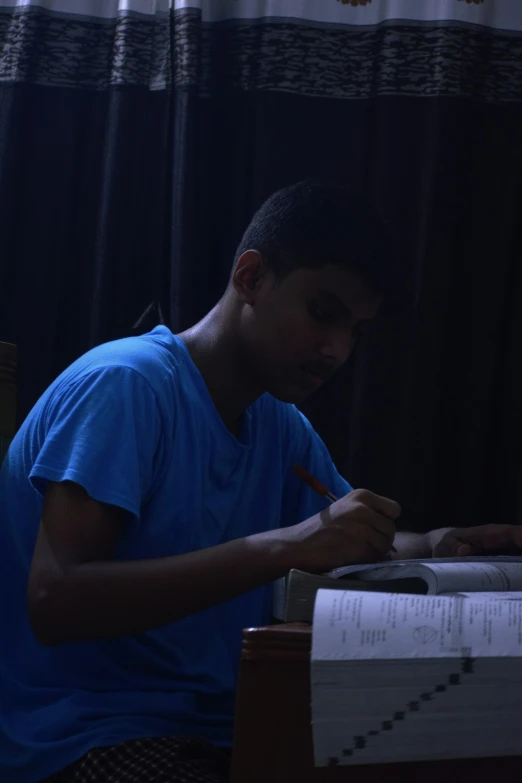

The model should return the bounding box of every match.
[179,301,263,432]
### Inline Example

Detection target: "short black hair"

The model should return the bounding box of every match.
[234,180,396,295]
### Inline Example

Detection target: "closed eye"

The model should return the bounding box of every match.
[307,301,336,325]
[352,323,370,340]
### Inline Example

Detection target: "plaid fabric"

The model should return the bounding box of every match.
[42,736,231,783]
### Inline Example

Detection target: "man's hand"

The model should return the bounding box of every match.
[430,524,522,558]
[277,488,400,573]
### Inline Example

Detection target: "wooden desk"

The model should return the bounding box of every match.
[231,623,521,783]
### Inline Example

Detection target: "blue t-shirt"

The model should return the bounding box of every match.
[0,326,351,783]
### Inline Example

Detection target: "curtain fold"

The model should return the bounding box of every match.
[1,0,521,529]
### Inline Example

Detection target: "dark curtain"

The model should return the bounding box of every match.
[1,2,521,531]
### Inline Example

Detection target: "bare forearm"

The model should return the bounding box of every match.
[391,531,431,559]
[30,532,290,645]
[392,528,454,560]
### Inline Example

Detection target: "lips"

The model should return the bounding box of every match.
[300,362,335,382]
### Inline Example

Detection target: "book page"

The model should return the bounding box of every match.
[423,562,522,593]
[329,557,522,595]
[442,591,522,600]
[330,556,522,578]
[312,589,522,660]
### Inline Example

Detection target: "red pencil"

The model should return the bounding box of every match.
[293,464,338,503]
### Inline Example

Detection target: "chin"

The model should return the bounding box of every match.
[268,384,312,405]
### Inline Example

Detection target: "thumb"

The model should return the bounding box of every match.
[454,542,475,556]
[452,532,486,557]
[433,530,484,558]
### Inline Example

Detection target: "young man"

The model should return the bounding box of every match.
[1,182,520,783]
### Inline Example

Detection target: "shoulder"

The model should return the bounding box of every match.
[23,327,187,435]
[46,326,187,404]
[67,326,183,390]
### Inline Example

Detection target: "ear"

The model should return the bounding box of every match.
[231,250,271,304]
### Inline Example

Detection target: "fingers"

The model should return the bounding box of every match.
[335,489,397,546]
[456,524,521,552]
[328,490,398,562]
[341,500,396,540]
[350,488,402,521]
[436,524,522,558]
[461,524,510,547]
[363,524,396,558]
[511,527,522,549]
[349,510,396,555]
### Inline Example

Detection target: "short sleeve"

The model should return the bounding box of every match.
[281,407,352,527]
[30,366,163,523]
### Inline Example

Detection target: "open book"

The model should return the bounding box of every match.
[274,557,522,623]
[311,588,522,767]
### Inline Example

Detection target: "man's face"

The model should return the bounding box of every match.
[234,255,382,403]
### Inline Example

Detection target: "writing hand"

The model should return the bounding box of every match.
[278,488,400,572]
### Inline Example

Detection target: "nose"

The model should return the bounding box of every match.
[317,328,353,366]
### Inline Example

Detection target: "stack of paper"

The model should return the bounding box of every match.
[311,590,522,767]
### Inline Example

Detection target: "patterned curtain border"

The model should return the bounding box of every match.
[0,1,169,20]
[0,4,521,101]
[203,0,522,32]
[0,0,520,32]
[190,12,522,102]
[0,4,171,90]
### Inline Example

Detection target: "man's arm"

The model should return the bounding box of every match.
[391,529,455,559]
[390,531,430,559]
[27,482,291,645]
[27,482,398,645]
[392,525,522,559]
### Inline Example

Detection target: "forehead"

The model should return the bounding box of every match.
[279,264,382,320]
